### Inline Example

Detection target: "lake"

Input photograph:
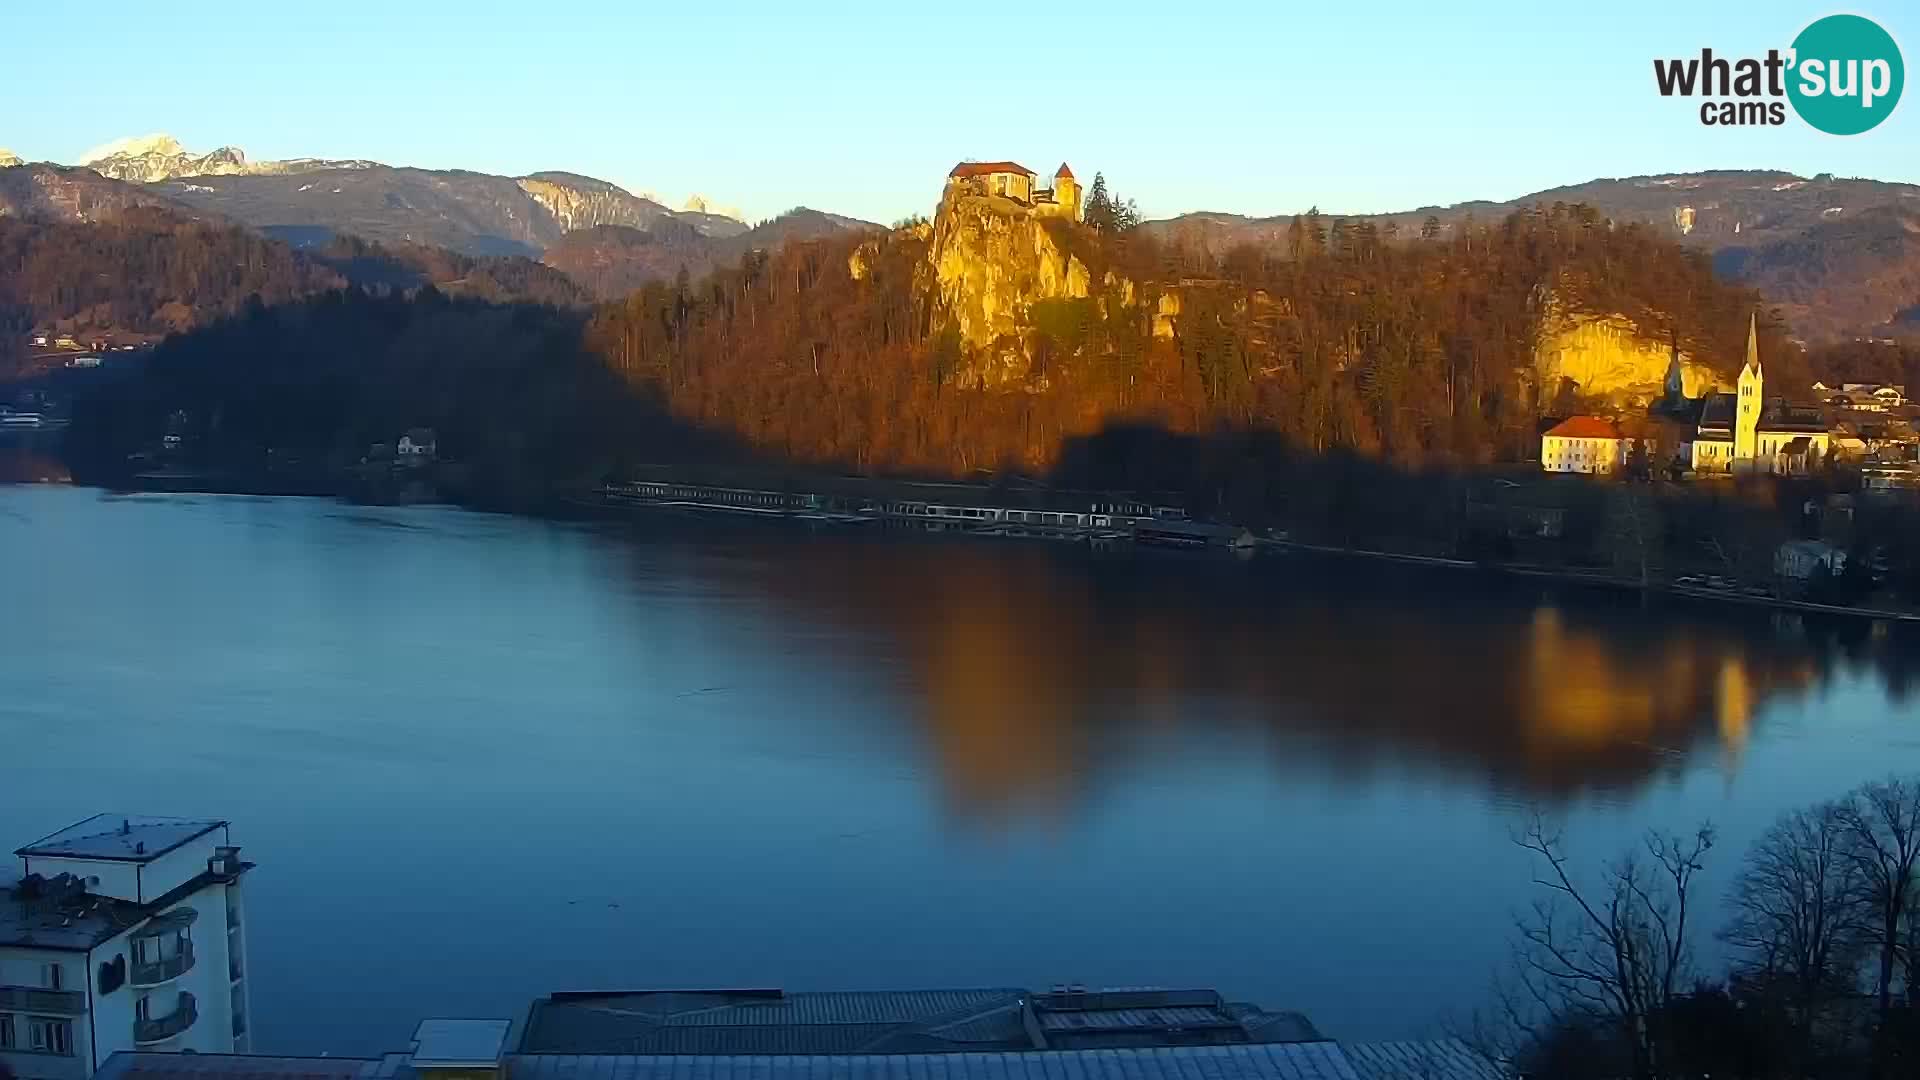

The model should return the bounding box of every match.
[1,483,1915,1056]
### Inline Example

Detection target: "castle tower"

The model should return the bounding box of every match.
[1734,313,1763,463]
[1054,164,1079,221]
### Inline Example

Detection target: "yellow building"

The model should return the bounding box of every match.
[945,160,1081,221]
[1689,315,1832,475]
[1541,416,1627,474]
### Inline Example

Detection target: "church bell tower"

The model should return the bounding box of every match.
[1734,313,1763,463]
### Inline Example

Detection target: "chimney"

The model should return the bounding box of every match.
[210,847,242,877]
[134,841,145,855]
[121,819,131,835]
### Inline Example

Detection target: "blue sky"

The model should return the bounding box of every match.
[4,1,1914,224]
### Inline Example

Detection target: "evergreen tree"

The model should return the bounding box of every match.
[1083,173,1114,232]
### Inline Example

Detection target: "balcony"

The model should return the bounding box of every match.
[134,992,198,1045]
[0,985,85,1015]
[130,940,195,987]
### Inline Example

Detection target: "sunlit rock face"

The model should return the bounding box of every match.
[922,188,1096,388]
[516,175,675,234]
[0,149,21,169]
[77,134,379,183]
[682,194,744,222]
[1534,308,1718,406]
[83,136,251,183]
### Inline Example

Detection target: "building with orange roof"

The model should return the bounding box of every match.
[945,161,1080,220]
[1541,415,1628,475]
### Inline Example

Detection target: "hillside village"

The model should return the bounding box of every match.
[1540,316,1918,488]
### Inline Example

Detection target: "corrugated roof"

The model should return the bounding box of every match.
[1342,1039,1506,1080]
[1039,1007,1237,1032]
[509,1045,1365,1080]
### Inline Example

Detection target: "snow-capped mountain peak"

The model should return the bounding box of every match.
[79,133,188,164]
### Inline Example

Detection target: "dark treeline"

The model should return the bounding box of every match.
[0,207,341,357]
[299,232,589,308]
[1806,338,1920,396]
[1490,777,1920,1079]
[0,208,587,375]
[66,288,738,506]
[584,201,1794,478]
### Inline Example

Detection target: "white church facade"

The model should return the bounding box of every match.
[1685,316,1832,476]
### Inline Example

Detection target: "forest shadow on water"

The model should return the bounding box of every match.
[591,516,1920,819]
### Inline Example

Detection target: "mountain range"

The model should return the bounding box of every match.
[0,136,880,300]
[1144,170,1920,343]
[2,137,1917,341]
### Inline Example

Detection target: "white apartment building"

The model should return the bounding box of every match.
[1540,416,1627,475]
[1,816,253,1080]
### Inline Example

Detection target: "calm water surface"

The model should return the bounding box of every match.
[2,484,1916,1054]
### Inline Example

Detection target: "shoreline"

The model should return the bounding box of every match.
[15,467,1919,627]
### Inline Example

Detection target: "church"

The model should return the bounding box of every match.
[1670,316,1832,476]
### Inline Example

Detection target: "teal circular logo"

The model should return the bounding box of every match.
[1787,14,1904,135]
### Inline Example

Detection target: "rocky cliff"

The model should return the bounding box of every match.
[81,135,252,183]
[518,172,683,235]
[1533,308,1720,407]
[922,188,1106,388]
[0,149,21,169]
[78,134,380,183]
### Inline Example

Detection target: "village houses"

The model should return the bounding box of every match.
[1539,315,1885,481]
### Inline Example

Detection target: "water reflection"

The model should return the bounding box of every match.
[604,527,1903,813]
[6,488,1918,1056]
[0,446,71,484]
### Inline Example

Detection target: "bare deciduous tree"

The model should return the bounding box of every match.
[1723,800,1867,1062]
[1501,815,1715,1080]
[1837,777,1920,1025]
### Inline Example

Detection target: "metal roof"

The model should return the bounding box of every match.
[411,1019,513,1068]
[1342,1040,1507,1080]
[1039,1007,1238,1032]
[522,990,1032,1055]
[17,814,226,862]
[508,1045,1365,1080]
[95,1054,386,1080]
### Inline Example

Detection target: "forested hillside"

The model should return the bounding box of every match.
[62,201,1811,524]
[0,207,587,373]
[584,202,1792,477]
[1145,171,1920,342]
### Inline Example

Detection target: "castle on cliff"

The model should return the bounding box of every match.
[946,160,1080,220]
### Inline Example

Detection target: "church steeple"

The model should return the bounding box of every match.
[1734,312,1764,463]
[1663,331,1686,406]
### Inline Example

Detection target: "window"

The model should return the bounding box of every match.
[41,962,62,990]
[28,1017,73,1056]
[0,1014,14,1049]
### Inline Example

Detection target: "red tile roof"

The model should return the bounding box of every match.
[1055,163,1075,179]
[1543,416,1624,440]
[949,161,1033,179]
